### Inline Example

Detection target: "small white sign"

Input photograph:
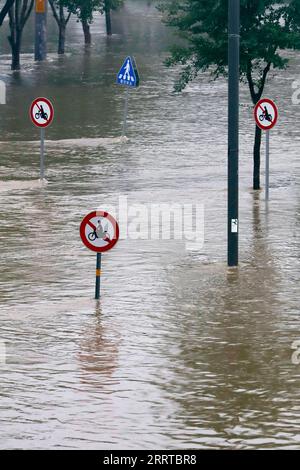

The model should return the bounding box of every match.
[231,219,238,233]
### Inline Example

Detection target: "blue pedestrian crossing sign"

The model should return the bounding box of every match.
[117,56,140,88]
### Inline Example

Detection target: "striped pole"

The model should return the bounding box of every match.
[95,253,102,299]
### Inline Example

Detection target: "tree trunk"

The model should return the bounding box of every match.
[253,125,262,190]
[10,29,22,70]
[11,45,20,70]
[82,18,91,45]
[105,1,112,36]
[7,1,34,71]
[58,24,66,54]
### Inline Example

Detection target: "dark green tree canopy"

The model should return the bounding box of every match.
[160,0,300,101]
[61,0,124,24]
[61,0,102,24]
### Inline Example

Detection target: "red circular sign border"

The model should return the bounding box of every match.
[80,211,120,253]
[30,97,54,128]
[254,98,278,131]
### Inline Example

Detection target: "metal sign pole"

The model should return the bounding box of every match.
[122,87,129,138]
[40,127,45,180]
[95,252,102,299]
[265,130,270,201]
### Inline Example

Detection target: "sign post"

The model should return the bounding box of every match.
[80,211,120,299]
[30,97,54,180]
[40,127,45,179]
[95,253,102,300]
[266,130,270,201]
[116,56,140,138]
[123,87,129,137]
[254,98,278,201]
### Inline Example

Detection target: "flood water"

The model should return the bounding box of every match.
[0,0,299,450]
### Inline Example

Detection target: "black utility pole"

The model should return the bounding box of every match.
[228,0,240,267]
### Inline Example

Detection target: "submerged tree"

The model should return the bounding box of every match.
[7,0,34,70]
[103,0,124,36]
[63,0,124,45]
[160,0,300,190]
[48,0,72,54]
[65,0,102,45]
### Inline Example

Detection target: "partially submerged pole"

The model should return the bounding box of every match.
[227,0,240,267]
[123,88,129,138]
[95,253,102,300]
[40,127,45,180]
[35,0,47,62]
[265,130,270,202]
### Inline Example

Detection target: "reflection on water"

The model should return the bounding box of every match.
[78,303,119,388]
[0,0,299,450]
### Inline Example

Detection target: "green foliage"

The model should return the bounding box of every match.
[160,0,300,100]
[61,1,102,23]
[60,0,124,24]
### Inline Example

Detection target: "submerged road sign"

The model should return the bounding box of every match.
[80,211,119,253]
[254,98,278,131]
[254,98,279,202]
[30,97,54,128]
[117,56,139,88]
[80,211,119,299]
[117,56,140,137]
[30,97,54,179]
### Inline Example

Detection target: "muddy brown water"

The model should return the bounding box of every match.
[0,0,299,449]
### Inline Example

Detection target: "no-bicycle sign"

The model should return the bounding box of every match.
[30,97,54,128]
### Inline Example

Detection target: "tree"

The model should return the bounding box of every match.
[48,0,72,54]
[7,0,34,70]
[160,0,300,190]
[103,0,124,36]
[64,0,124,45]
[0,0,15,26]
[65,0,103,45]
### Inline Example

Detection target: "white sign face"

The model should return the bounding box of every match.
[254,98,278,131]
[231,219,238,233]
[30,97,54,128]
[85,216,115,249]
